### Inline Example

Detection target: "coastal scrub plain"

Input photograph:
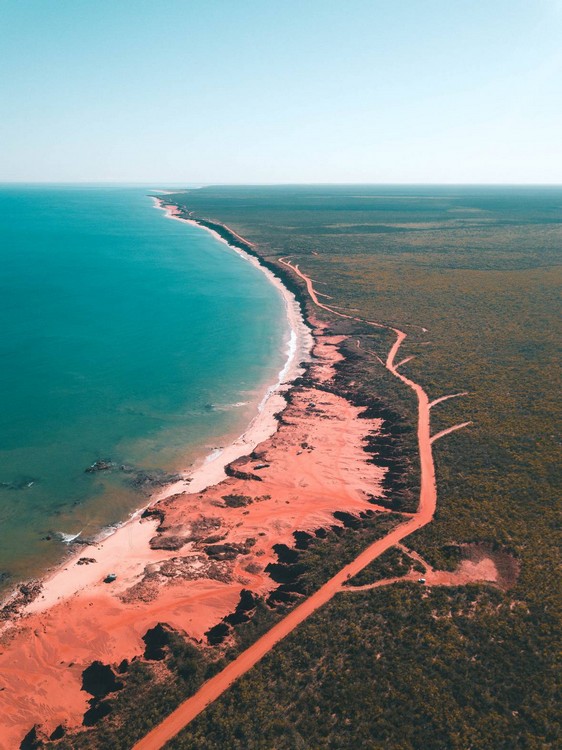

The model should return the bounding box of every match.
[1,186,560,749]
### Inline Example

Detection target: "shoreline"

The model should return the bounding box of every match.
[0,196,421,747]
[0,200,312,621]
[151,197,313,491]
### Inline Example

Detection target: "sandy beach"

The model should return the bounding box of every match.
[0,200,311,618]
[0,303,391,747]
[0,204,504,749]
[0,208,384,748]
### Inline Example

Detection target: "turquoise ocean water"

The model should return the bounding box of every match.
[0,186,288,591]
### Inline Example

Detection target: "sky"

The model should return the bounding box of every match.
[1,0,561,184]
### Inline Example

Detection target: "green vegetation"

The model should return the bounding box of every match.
[346,546,415,586]
[52,186,560,748]
[54,629,214,750]
[161,185,561,748]
[53,512,401,749]
[168,584,558,750]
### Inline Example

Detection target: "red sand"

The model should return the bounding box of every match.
[344,543,516,592]
[0,323,387,748]
[132,259,476,750]
[0,242,475,750]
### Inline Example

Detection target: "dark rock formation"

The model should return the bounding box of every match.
[85,460,113,473]
[18,580,43,606]
[265,561,306,585]
[201,534,223,544]
[225,589,259,626]
[205,622,230,646]
[222,493,253,508]
[81,661,123,698]
[19,725,47,750]
[128,470,183,491]
[49,725,66,741]
[76,557,96,566]
[117,659,129,674]
[148,513,222,551]
[142,623,174,660]
[272,543,299,564]
[333,511,362,529]
[293,530,314,549]
[204,542,250,560]
[149,534,187,551]
[140,506,166,528]
[83,700,112,727]
[0,580,43,622]
[225,456,263,482]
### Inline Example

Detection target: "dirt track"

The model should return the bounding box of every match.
[133,258,458,750]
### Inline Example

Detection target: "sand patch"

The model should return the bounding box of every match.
[0,379,387,746]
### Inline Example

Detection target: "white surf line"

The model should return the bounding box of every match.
[429,392,469,409]
[154,202,313,394]
[430,421,472,444]
[5,204,312,622]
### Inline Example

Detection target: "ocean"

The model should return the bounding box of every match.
[0,185,289,592]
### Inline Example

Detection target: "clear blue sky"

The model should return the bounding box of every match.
[1,0,561,183]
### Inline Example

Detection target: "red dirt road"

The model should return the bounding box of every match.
[133,259,442,750]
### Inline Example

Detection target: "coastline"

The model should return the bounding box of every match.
[0,201,312,621]
[0,197,404,746]
[151,197,313,493]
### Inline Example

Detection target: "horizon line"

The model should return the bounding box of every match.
[1,181,561,188]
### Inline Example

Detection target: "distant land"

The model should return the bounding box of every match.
[1,185,560,750]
